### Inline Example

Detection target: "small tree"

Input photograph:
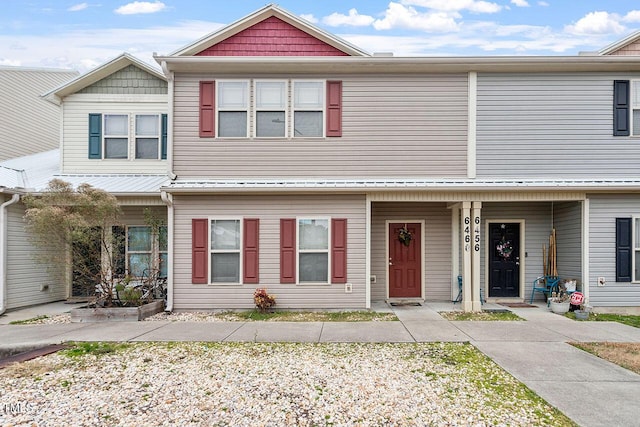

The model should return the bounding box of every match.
[23,179,123,307]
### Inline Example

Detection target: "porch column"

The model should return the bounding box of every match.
[461,202,472,312]
[471,202,482,311]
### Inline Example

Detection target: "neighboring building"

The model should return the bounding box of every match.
[0,54,168,313]
[0,67,78,161]
[4,4,640,314]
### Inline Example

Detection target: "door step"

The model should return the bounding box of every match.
[388,299,423,307]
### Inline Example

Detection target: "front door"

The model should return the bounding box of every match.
[389,222,422,298]
[488,222,520,298]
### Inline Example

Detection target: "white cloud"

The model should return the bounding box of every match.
[400,0,502,14]
[322,9,375,27]
[0,58,21,66]
[68,3,88,12]
[0,20,222,72]
[565,11,626,35]
[538,1,549,6]
[299,14,318,24]
[510,0,529,7]
[114,1,166,15]
[623,10,640,23]
[373,3,460,32]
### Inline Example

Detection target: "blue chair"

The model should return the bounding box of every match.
[530,275,561,305]
[453,275,485,305]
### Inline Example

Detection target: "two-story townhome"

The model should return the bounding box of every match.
[0,54,169,313]
[151,4,640,313]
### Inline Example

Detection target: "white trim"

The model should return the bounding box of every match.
[166,71,174,176]
[467,71,477,179]
[484,220,526,300]
[633,215,640,284]
[296,217,331,285]
[365,195,371,308]
[103,113,130,160]
[385,219,425,300]
[631,80,640,137]
[471,201,482,311]
[451,205,460,300]
[208,217,244,285]
[582,198,590,301]
[599,30,640,55]
[134,114,162,160]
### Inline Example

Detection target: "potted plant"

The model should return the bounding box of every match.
[574,298,591,320]
[548,287,570,314]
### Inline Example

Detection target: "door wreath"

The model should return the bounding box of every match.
[398,226,413,247]
[496,238,513,259]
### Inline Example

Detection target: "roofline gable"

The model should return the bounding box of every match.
[599,30,640,55]
[168,4,370,57]
[43,53,166,103]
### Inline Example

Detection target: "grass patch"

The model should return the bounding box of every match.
[61,342,130,358]
[220,310,398,322]
[564,312,640,328]
[439,311,524,321]
[9,315,49,325]
[571,342,640,375]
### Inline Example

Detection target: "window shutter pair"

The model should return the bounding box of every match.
[191,218,259,284]
[198,80,343,138]
[88,114,167,159]
[616,218,632,282]
[613,80,630,136]
[280,218,347,284]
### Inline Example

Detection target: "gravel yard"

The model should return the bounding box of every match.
[0,342,572,426]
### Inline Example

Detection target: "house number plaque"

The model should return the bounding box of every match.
[464,216,471,252]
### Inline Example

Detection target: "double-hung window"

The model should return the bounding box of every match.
[126,226,167,278]
[135,114,160,159]
[298,218,329,283]
[210,219,241,283]
[633,217,640,282]
[255,80,287,138]
[104,114,129,159]
[218,81,249,138]
[632,81,640,136]
[293,81,324,137]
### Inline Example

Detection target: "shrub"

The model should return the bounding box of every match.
[254,288,276,312]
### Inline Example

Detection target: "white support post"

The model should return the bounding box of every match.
[461,202,472,312]
[471,201,482,311]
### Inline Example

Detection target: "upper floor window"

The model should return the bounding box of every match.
[200,79,342,139]
[88,113,167,160]
[218,81,248,138]
[632,81,640,136]
[104,114,129,159]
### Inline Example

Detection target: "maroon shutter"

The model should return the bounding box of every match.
[326,80,342,137]
[199,81,215,137]
[192,219,208,284]
[280,218,296,283]
[331,219,347,283]
[243,218,259,284]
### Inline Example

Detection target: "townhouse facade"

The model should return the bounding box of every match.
[3,4,640,313]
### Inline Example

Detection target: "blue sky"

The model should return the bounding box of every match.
[1,1,640,71]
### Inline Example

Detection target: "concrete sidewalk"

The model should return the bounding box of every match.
[1,301,639,427]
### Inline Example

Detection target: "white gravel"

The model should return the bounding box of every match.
[0,342,564,426]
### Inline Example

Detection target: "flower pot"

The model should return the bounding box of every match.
[549,300,570,314]
[574,310,589,320]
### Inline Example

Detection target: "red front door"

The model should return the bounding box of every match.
[389,222,422,298]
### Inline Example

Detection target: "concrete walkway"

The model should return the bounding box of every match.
[1,301,640,427]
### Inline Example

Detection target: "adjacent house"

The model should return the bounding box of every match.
[4,4,640,314]
[0,54,169,313]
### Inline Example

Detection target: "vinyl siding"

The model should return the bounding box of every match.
[481,203,552,300]
[477,72,640,178]
[0,68,77,161]
[371,202,452,301]
[173,74,468,179]
[588,194,640,306]
[606,41,640,56]
[77,65,167,95]
[553,202,583,284]
[172,194,366,310]
[61,94,167,173]
[6,201,66,309]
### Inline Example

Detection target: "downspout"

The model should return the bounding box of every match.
[0,194,21,315]
[160,191,174,312]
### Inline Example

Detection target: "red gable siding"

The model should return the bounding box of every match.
[196,17,349,57]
